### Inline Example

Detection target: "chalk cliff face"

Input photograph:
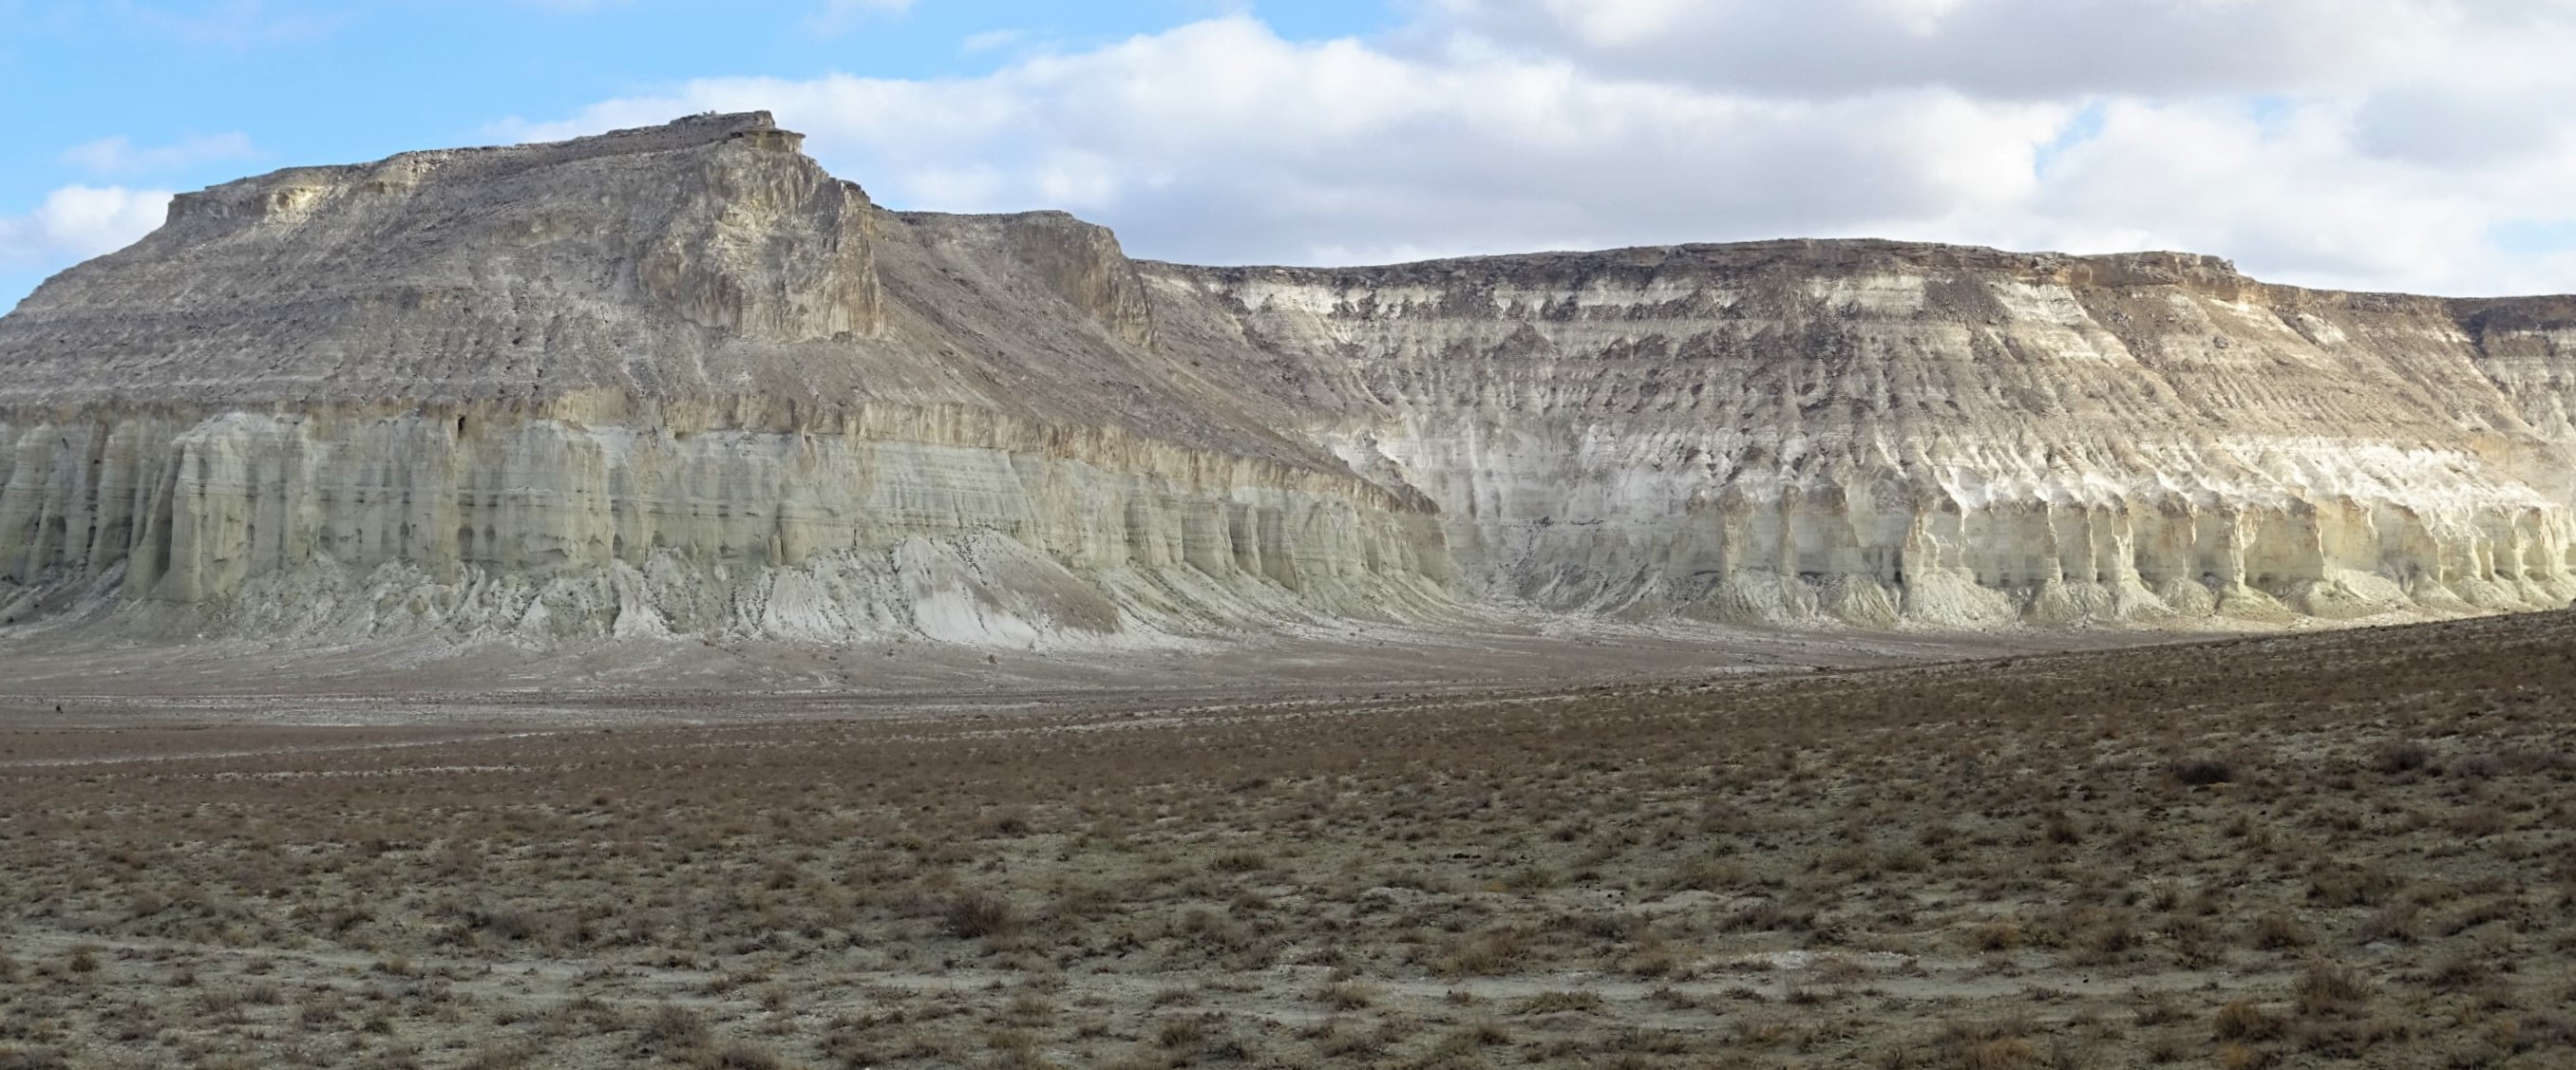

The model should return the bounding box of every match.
[5,112,2575,644]
[1146,248,2576,627]
[0,114,1454,644]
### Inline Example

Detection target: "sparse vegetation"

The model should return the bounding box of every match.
[2,610,2574,1066]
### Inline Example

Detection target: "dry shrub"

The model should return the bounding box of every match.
[2213,1000,2281,1042]
[2078,911,2140,960]
[944,892,1023,940]
[2213,1042,2274,1070]
[1316,980,1375,1010]
[1154,1014,1210,1051]
[1438,928,1529,977]
[1004,990,1055,1025]
[2371,741,2430,775]
[1510,990,1605,1016]
[2249,912,2312,950]
[1935,1017,2040,1070]
[1208,850,1270,873]
[2449,806,2510,838]
[1959,1038,2040,1070]
[2291,1015,2410,1059]
[1724,901,1818,933]
[2428,954,2495,992]
[1673,856,1748,892]
[2356,900,2419,945]
[2170,759,2234,786]
[2295,960,2373,1015]
[2480,1015,2576,1055]
[2305,864,2396,908]
[2131,991,2187,1027]
[689,1044,782,1070]
[2163,914,2222,968]
[642,1004,710,1057]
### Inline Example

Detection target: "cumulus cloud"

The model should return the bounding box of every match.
[1417,0,2491,99]
[501,20,2069,265]
[0,186,174,271]
[486,2,2576,294]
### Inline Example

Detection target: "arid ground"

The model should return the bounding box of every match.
[3,614,2573,1069]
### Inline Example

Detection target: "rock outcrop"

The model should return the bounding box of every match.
[0,114,1454,645]
[5,113,2575,644]
[1147,245,2576,627]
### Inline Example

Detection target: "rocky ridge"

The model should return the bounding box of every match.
[4,113,2573,646]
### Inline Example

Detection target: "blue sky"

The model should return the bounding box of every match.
[7,0,2576,311]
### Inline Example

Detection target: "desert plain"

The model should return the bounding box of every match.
[2,613,2571,1070]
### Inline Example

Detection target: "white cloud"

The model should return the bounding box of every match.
[62,132,256,176]
[0,186,173,271]
[501,20,2068,263]
[1421,0,2575,100]
[808,0,914,36]
[960,28,1027,54]
[500,3,2576,295]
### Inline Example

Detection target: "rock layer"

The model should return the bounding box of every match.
[0,114,1453,644]
[1144,245,2576,626]
[6,113,2576,643]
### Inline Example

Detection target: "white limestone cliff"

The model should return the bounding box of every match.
[1145,246,2576,628]
[0,114,1453,645]
[5,114,2574,645]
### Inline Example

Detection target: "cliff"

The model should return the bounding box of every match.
[1144,244,2576,626]
[4,114,2573,645]
[0,114,1454,645]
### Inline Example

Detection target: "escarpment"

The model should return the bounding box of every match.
[0,114,1454,644]
[1144,244,2576,627]
[6,114,2576,645]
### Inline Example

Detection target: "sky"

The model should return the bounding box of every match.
[7,0,2576,313]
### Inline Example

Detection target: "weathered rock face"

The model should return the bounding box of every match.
[1145,246,2576,626]
[0,114,1454,644]
[5,112,2575,644]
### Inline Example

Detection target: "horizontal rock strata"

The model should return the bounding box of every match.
[0,114,1452,644]
[1143,245,2576,627]
[6,113,2576,643]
